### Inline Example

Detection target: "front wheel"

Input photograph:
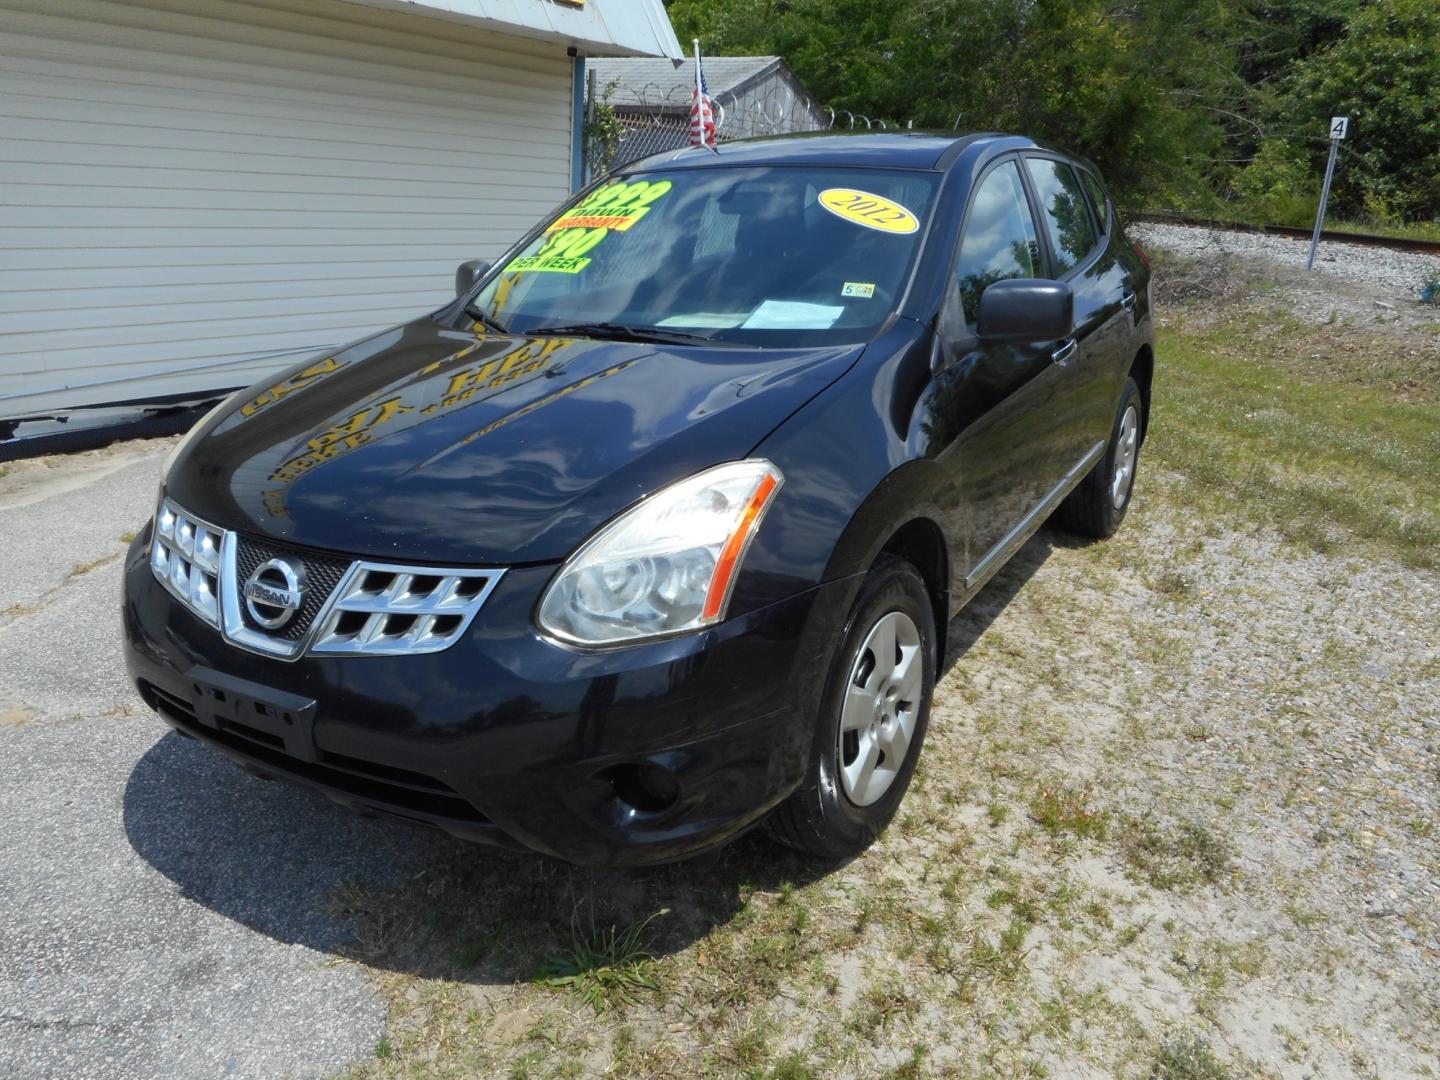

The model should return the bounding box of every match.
[1056,376,1142,539]
[765,555,935,860]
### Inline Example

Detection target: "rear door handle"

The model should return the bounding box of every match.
[1051,338,1077,366]
[1120,289,1137,310]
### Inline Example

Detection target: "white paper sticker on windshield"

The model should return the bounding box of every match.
[842,282,875,299]
[741,300,844,330]
[656,313,747,328]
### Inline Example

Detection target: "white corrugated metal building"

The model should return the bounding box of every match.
[0,0,680,432]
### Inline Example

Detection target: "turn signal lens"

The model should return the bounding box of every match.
[537,460,784,646]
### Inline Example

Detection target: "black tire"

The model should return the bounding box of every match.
[1056,376,1143,539]
[765,555,936,860]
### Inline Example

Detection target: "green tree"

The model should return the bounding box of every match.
[1268,0,1440,220]
[665,0,1439,223]
[666,0,1250,206]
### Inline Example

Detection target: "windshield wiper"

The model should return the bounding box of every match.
[463,303,511,335]
[527,322,725,347]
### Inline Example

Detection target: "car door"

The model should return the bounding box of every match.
[1020,155,1131,467]
[928,157,1075,584]
[1077,166,1147,437]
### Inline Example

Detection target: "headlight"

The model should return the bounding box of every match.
[159,389,246,481]
[537,459,784,646]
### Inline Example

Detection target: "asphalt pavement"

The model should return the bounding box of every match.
[0,442,446,1078]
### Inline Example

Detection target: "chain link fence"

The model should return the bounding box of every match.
[583,70,903,182]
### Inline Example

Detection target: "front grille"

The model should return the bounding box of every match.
[150,496,506,658]
[150,499,222,627]
[308,563,504,656]
[234,534,350,641]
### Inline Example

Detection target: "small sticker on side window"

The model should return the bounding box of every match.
[841,282,875,299]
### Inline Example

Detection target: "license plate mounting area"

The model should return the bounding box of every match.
[185,666,320,763]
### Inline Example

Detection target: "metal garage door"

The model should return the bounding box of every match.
[0,0,575,420]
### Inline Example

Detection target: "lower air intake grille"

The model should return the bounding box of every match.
[139,680,488,823]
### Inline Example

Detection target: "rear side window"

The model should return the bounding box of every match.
[1024,158,1099,276]
[954,161,1041,329]
[1080,170,1110,233]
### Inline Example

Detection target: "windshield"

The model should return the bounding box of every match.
[470,166,940,347]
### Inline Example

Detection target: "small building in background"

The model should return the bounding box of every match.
[584,55,829,176]
[0,0,680,443]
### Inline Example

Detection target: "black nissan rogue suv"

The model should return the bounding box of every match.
[122,132,1154,866]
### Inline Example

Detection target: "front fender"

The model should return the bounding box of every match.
[822,460,952,584]
[730,320,955,619]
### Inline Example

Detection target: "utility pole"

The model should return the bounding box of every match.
[1307,116,1348,271]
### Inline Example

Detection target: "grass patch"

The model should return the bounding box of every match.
[536,908,663,1013]
[1152,1032,1233,1080]
[1326,217,1440,245]
[1117,815,1233,890]
[1029,785,1108,841]
[327,275,1432,1075]
[1149,310,1440,569]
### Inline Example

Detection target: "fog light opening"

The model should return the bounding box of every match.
[606,761,681,814]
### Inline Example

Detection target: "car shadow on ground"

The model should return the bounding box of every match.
[940,523,1077,678]
[122,526,1070,986]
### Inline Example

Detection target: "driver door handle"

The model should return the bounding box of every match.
[1051,338,1077,366]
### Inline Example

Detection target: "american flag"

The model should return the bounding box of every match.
[689,40,717,151]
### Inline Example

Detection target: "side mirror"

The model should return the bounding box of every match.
[455,258,493,298]
[977,279,1073,343]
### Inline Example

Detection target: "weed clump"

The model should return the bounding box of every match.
[1152,1031,1232,1079]
[1118,815,1233,890]
[1029,785,1109,841]
[537,908,664,1013]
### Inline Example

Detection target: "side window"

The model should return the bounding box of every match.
[1024,158,1098,276]
[954,161,1041,330]
[1080,170,1110,234]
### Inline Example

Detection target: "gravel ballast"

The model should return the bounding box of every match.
[1131,221,1440,297]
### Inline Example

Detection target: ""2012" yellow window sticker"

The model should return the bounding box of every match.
[819,188,919,234]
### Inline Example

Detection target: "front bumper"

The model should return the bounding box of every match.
[121,530,855,866]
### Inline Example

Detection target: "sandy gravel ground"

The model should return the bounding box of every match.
[333,234,1437,1077]
[321,462,1438,1079]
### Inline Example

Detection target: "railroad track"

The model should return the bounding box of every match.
[1129,210,1440,257]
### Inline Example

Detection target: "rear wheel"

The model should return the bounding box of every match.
[1056,376,1142,539]
[765,555,935,860]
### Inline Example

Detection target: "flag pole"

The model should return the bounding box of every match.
[693,38,707,150]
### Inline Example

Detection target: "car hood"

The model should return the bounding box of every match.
[169,318,862,564]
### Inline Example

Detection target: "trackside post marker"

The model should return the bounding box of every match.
[1307,116,1348,271]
